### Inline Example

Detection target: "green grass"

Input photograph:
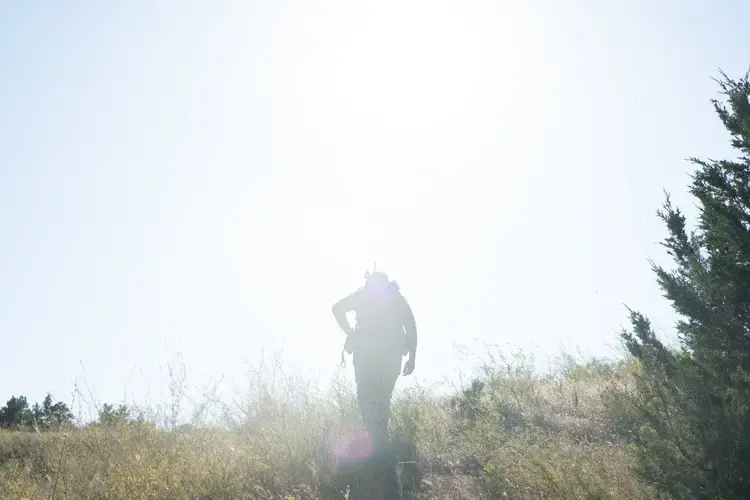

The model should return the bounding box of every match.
[0,352,655,499]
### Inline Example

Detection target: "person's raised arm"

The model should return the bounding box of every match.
[401,296,418,358]
[332,290,359,336]
[399,295,418,376]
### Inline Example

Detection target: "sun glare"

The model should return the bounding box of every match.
[302,1,515,176]
[217,1,528,379]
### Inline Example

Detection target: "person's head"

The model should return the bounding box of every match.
[364,271,389,293]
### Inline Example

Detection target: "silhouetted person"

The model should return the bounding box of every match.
[332,270,417,498]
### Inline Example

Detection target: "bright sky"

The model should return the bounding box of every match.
[1,0,749,417]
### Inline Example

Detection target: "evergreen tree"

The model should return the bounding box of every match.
[42,393,54,417]
[31,402,43,426]
[0,396,31,428]
[47,398,74,429]
[0,394,73,430]
[98,403,132,426]
[620,69,750,498]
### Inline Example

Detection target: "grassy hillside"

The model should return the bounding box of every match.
[0,352,655,499]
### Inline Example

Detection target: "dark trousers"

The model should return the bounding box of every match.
[352,350,402,498]
[353,350,401,451]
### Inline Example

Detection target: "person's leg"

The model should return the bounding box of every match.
[369,355,403,499]
[354,353,401,451]
[353,353,377,443]
[353,352,402,499]
[369,355,402,453]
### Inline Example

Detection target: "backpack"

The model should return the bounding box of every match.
[340,278,407,366]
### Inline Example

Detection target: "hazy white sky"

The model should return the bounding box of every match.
[1,0,749,416]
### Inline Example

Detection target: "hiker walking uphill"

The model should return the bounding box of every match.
[332,269,417,498]
[332,270,417,453]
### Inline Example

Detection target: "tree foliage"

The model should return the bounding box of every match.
[97,403,133,426]
[0,393,73,430]
[620,69,750,499]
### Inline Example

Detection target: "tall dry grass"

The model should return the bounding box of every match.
[0,350,654,499]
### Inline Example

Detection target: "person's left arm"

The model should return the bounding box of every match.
[399,295,418,375]
[401,296,418,359]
